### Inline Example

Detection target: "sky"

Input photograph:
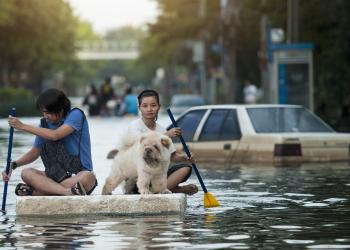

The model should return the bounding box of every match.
[67,0,159,34]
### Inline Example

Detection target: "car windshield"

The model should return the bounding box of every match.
[247,107,334,133]
[171,96,205,107]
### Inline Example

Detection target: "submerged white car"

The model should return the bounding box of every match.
[168,104,350,164]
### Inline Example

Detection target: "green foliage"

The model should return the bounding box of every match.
[0,87,31,101]
[263,0,350,129]
[75,19,100,41]
[0,88,38,117]
[0,0,14,25]
[140,0,214,66]
[0,0,77,92]
[138,0,350,130]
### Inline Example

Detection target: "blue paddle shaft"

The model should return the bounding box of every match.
[2,108,16,211]
[167,109,208,193]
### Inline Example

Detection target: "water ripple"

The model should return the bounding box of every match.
[0,116,350,249]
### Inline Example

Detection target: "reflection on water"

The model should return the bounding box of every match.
[1,116,350,249]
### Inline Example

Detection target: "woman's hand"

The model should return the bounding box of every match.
[166,127,182,138]
[184,153,196,164]
[8,116,24,130]
[1,163,14,182]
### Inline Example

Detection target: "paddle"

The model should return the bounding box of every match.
[1,108,16,212]
[167,108,220,208]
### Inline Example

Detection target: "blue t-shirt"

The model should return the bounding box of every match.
[124,94,138,115]
[34,109,93,171]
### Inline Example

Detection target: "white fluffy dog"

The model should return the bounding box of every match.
[102,131,173,195]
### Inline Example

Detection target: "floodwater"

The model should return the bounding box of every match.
[0,114,350,249]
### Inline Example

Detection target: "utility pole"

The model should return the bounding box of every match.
[287,0,299,43]
[198,0,207,101]
[220,0,241,103]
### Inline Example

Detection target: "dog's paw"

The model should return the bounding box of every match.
[160,189,172,194]
[102,186,112,195]
[139,189,152,195]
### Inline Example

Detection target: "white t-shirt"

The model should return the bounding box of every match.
[244,84,257,104]
[126,118,176,154]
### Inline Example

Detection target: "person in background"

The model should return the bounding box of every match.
[82,84,100,116]
[99,77,115,116]
[243,80,258,104]
[2,88,97,196]
[123,86,138,116]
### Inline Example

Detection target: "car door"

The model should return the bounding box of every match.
[170,109,207,152]
[192,109,241,164]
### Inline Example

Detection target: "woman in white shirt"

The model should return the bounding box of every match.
[109,90,198,195]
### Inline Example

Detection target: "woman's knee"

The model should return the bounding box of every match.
[179,166,191,176]
[21,168,33,180]
[77,171,97,194]
[77,171,96,185]
[169,166,191,180]
[175,165,192,183]
[21,168,40,182]
[77,171,95,179]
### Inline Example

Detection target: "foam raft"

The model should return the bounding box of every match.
[16,193,186,216]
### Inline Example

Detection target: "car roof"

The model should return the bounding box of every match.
[186,104,303,110]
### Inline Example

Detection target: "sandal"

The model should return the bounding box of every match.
[15,183,33,196]
[71,181,87,196]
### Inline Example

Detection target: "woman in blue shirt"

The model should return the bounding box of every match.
[2,88,97,196]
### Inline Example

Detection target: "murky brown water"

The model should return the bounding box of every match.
[1,115,350,249]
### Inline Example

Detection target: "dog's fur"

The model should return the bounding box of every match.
[102,131,173,195]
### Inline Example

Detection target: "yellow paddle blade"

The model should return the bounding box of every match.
[204,192,220,208]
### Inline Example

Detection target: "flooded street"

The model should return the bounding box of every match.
[1,115,350,249]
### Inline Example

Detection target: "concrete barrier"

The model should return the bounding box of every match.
[16,193,186,216]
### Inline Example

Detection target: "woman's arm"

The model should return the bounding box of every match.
[171,151,195,164]
[8,117,75,141]
[14,147,41,167]
[2,147,41,182]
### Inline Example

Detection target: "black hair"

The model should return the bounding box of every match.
[126,86,133,95]
[36,88,71,117]
[105,76,111,84]
[137,89,160,106]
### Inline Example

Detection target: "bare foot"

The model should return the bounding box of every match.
[171,184,198,195]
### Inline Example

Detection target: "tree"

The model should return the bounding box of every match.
[299,0,350,129]
[139,0,350,130]
[0,0,77,93]
[260,0,350,129]
[137,0,221,103]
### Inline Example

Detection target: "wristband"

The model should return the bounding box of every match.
[12,161,18,170]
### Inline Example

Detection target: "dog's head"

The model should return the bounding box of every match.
[139,131,172,168]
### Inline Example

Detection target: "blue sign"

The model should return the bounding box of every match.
[278,64,287,104]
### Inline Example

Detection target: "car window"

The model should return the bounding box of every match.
[221,110,241,140]
[199,109,241,141]
[247,107,334,133]
[169,109,206,142]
